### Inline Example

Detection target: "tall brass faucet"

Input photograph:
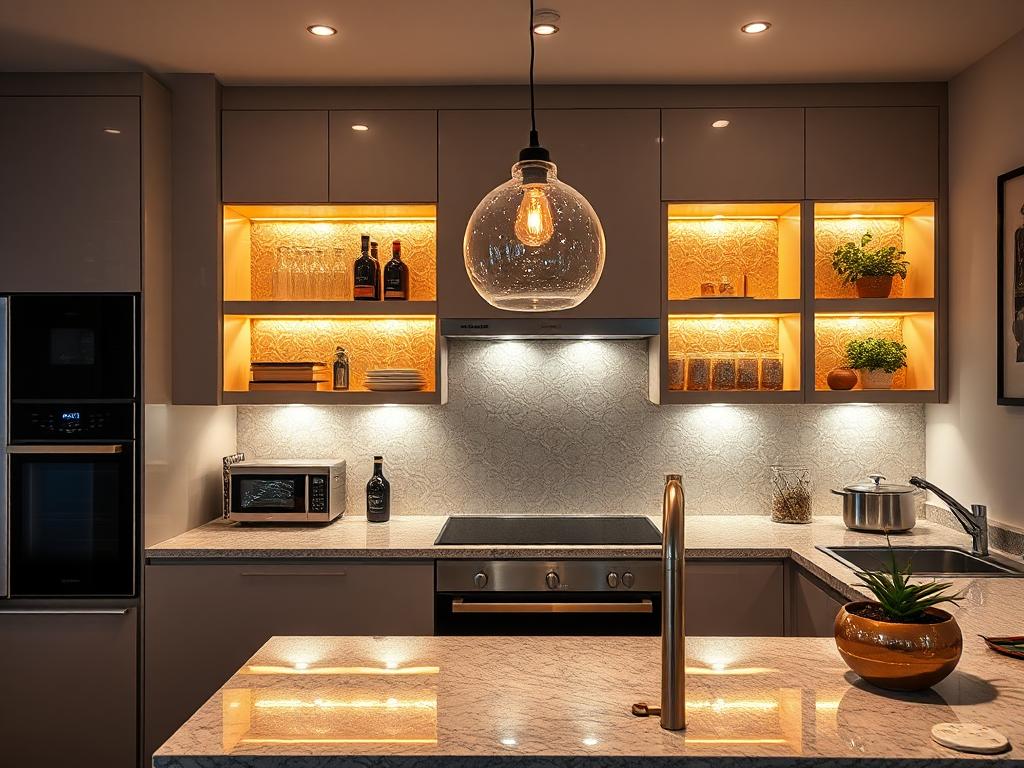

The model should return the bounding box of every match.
[661,474,686,730]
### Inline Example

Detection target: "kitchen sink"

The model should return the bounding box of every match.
[818,545,1024,577]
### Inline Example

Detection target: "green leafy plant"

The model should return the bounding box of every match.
[845,337,908,373]
[831,232,909,284]
[855,537,964,622]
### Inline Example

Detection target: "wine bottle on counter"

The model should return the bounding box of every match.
[366,456,391,522]
[383,240,409,300]
[332,346,350,391]
[353,234,380,300]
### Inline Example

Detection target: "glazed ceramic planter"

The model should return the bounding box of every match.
[834,601,962,691]
[858,368,894,389]
[855,275,895,298]
[827,367,858,390]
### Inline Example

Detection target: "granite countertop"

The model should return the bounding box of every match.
[155,632,1024,767]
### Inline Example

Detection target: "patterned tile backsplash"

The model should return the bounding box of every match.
[237,340,925,517]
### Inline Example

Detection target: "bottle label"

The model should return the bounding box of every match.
[384,289,406,299]
[353,285,376,298]
[367,493,387,512]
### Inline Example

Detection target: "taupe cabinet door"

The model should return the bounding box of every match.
[438,109,661,318]
[0,96,141,292]
[222,110,329,202]
[144,562,434,762]
[329,110,437,202]
[686,560,785,636]
[661,108,804,201]
[805,106,939,199]
[0,608,137,768]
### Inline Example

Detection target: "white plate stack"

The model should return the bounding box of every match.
[365,368,427,391]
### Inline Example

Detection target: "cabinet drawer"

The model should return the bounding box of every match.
[686,560,785,636]
[144,561,433,761]
[222,110,329,202]
[661,108,804,201]
[329,110,437,202]
[805,106,939,199]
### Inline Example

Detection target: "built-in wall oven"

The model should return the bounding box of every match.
[435,560,661,636]
[1,295,139,598]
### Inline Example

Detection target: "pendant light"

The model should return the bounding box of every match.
[463,1,606,312]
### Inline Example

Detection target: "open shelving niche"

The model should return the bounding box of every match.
[658,202,804,403]
[221,204,446,404]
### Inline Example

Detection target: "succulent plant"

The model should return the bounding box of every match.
[855,537,965,622]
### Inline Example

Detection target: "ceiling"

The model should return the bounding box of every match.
[1,0,1023,86]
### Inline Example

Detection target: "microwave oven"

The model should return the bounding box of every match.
[226,459,346,523]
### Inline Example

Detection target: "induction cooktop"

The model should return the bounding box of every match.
[433,516,662,546]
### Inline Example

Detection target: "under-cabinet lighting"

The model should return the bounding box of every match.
[582,737,599,746]
[815,214,905,220]
[241,738,437,745]
[246,216,435,223]
[501,738,518,747]
[245,664,439,675]
[532,9,560,35]
[307,24,337,36]
[103,128,121,134]
[740,20,771,34]
[351,124,369,131]
[668,215,780,221]
[711,119,730,128]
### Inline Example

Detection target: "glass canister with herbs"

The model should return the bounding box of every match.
[770,464,813,524]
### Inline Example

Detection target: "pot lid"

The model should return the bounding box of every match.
[844,474,917,495]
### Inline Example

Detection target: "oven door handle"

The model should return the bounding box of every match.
[450,598,654,614]
[7,444,124,454]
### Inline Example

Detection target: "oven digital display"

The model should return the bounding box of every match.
[239,478,299,509]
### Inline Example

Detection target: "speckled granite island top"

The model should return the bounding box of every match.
[155,633,1023,767]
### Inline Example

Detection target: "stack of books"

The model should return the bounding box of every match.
[249,361,329,391]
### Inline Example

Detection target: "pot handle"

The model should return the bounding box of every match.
[830,488,848,496]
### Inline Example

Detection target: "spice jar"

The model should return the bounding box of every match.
[710,353,737,390]
[685,355,711,391]
[667,353,686,390]
[700,281,717,297]
[770,465,812,524]
[760,353,784,391]
[736,352,759,390]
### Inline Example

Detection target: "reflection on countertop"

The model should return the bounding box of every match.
[155,634,1023,766]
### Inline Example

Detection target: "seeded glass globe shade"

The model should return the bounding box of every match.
[464,158,606,312]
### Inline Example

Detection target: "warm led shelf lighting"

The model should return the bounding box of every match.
[306,24,337,36]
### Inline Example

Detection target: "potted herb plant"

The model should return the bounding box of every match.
[831,232,909,298]
[834,541,964,691]
[845,337,908,389]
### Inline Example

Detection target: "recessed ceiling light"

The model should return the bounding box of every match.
[306,24,337,37]
[103,127,121,134]
[351,124,369,132]
[532,9,560,35]
[740,20,771,34]
[711,119,730,128]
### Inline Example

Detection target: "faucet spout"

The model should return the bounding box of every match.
[661,474,686,731]
[909,476,989,556]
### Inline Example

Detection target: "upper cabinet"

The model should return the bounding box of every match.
[329,110,437,202]
[222,110,329,202]
[805,107,939,200]
[0,96,141,292]
[438,108,661,318]
[661,108,804,201]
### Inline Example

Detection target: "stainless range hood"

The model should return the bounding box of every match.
[441,317,659,339]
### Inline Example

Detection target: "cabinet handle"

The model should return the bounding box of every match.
[8,444,124,455]
[240,571,347,578]
[0,608,130,615]
[450,598,653,614]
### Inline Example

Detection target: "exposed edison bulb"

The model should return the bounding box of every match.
[514,185,555,247]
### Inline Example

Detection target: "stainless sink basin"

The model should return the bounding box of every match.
[818,545,1024,577]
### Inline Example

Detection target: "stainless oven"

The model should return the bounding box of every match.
[1,295,140,599]
[435,560,661,636]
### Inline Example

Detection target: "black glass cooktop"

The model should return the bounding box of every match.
[434,516,662,546]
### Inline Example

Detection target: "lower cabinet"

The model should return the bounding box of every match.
[787,563,849,637]
[0,606,138,768]
[686,560,785,636]
[143,561,434,763]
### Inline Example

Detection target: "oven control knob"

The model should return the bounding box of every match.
[622,571,635,588]
[545,571,560,590]
[473,572,488,589]
[606,572,619,588]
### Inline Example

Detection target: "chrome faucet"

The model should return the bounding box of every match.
[909,476,989,556]
[661,474,686,731]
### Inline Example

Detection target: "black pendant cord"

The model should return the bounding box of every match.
[520,0,550,162]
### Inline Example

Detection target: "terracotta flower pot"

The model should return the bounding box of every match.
[858,369,894,389]
[827,367,858,390]
[834,601,962,691]
[855,275,895,298]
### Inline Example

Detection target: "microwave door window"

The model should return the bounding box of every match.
[236,476,305,513]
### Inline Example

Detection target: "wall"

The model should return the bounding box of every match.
[926,28,1024,532]
[238,339,924,517]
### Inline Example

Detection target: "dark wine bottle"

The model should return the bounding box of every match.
[366,456,391,522]
[383,240,409,301]
[353,234,380,300]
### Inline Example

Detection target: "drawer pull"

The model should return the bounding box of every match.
[0,608,130,615]
[240,571,348,578]
[450,598,653,614]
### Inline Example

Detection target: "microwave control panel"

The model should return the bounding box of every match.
[309,475,327,513]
